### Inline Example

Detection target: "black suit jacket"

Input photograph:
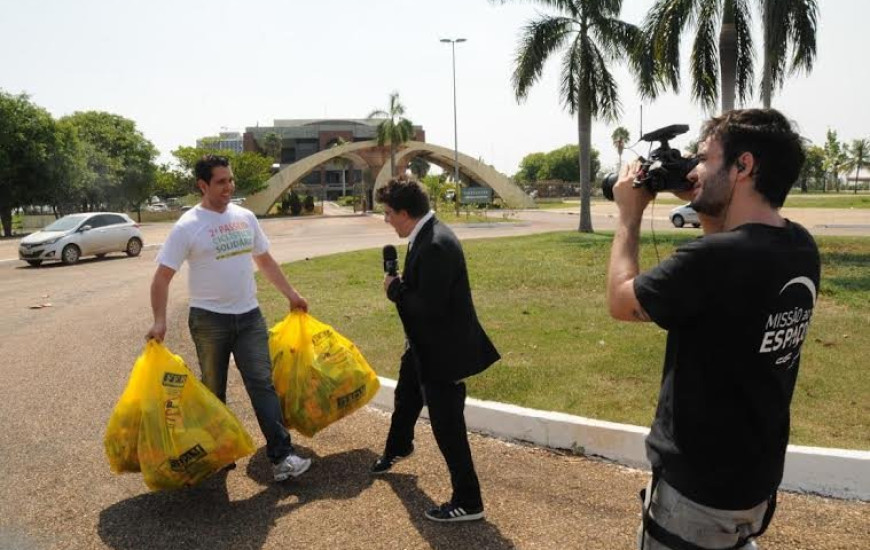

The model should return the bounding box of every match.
[387,217,500,382]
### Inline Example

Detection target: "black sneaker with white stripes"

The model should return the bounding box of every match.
[371,445,414,475]
[424,502,485,523]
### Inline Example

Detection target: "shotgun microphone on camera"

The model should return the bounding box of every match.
[383,245,399,276]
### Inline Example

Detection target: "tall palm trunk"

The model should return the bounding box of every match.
[855,167,861,195]
[577,91,593,233]
[719,0,737,113]
[0,207,11,238]
[341,168,346,197]
[390,143,396,177]
[760,0,774,108]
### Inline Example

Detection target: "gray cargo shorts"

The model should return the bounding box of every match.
[638,478,769,550]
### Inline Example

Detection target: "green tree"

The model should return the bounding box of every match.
[62,111,158,211]
[842,139,870,194]
[823,130,846,193]
[409,156,431,180]
[545,144,600,183]
[0,92,59,236]
[422,174,447,212]
[154,163,190,198]
[515,146,600,184]
[799,145,825,193]
[171,147,272,196]
[611,126,630,170]
[170,146,212,191]
[498,0,639,232]
[640,0,818,112]
[515,152,548,184]
[367,92,414,178]
[231,151,273,195]
[262,132,282,163]
[45,118,91,217]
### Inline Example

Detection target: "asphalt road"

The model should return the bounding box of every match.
[0,208,867,550]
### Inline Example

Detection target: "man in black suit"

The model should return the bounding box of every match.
[374,179,500,523]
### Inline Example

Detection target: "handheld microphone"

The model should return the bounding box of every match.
[382,245,399,276]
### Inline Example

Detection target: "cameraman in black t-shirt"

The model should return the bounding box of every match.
[606,109,820,550]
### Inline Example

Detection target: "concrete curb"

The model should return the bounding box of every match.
[370,376,870,501]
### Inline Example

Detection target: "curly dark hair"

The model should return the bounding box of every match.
[700,109,805,208]
[194,155,230,184]
[375,179,430,218]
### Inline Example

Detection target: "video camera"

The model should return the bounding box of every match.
[601,124,698,201]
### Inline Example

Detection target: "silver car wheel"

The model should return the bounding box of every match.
[61,244,81,265]
[126,238,142,257]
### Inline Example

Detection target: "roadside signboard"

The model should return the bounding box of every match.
[460,187,493,205]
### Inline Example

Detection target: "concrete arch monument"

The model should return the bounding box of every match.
[373,141,533,208]
[243,140,533,215]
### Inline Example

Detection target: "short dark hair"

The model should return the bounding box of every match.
[700,108,805,208]
[375,179,430,218]
[194,155,230,184]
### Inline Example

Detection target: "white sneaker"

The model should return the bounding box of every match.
[273,453,312,482]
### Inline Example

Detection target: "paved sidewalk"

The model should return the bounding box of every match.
[15,399,870,550]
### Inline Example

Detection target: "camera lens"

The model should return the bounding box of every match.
[601,173,618,201]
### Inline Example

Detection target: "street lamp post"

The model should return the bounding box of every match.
[440,38,466,190]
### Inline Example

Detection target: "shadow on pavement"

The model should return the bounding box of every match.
[97,446,377,550]
[382,473,516,550]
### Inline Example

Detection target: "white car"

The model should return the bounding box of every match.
[18,212,144,267]
[146,203,168,212]
[669,204,701,228]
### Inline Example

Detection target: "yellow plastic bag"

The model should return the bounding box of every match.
[104,340,256,490]
[269,311,380,437]
[104,349,147,474]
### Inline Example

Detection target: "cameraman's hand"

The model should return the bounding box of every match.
[612,159,654,225]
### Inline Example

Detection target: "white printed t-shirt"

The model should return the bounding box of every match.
[157,203,269,314]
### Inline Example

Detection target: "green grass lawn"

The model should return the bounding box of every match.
[533,199,581,210]
[411,209,517,224]
[258,232,870,450]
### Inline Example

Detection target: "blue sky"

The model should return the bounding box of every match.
[1,0,866,175]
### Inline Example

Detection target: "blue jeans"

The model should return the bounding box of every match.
[188,306,293,464]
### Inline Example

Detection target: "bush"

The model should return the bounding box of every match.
[289,191,302,216]
[303,194,315,213]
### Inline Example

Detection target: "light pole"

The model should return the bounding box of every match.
[440,38,466,189]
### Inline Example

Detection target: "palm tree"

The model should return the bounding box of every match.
[842,139,870,195]
[262,132,282,163]
[409,156,431,180]
[823,130,846,193]
[367,92,414,178]
[640,0,818,113]
[329,137,353,197]
[611,126,630,170]
[496,0,639,233]
[760,0,818,108]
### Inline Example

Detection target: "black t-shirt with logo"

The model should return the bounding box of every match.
[634,221,820,509]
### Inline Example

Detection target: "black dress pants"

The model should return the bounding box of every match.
[383,351,483,510]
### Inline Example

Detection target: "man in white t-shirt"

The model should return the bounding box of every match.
[146,155,311,482]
